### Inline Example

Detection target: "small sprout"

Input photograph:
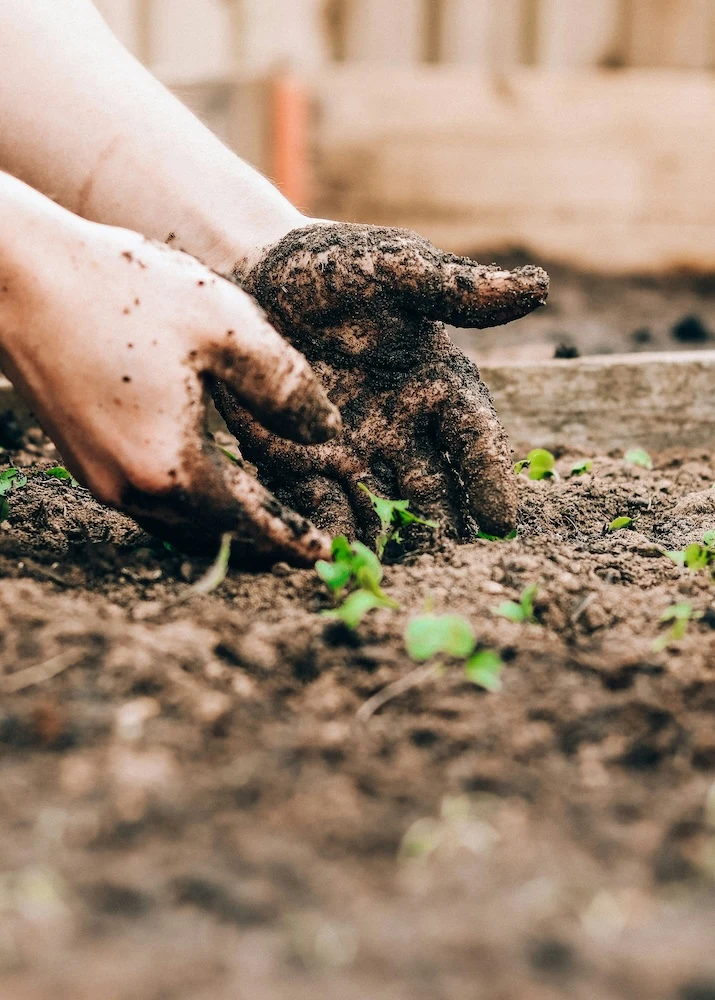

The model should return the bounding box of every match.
[514,449,558,481]
[188,532,233,597]
[319,536,398,629]
[477,529,518,541]
[0,468,28,495]
[652,602,703,652]
[44,466,79,486]
[405,614,475,662]
[665,533,715,576]
[570,459,593,477]
[492,583,539,624]
[625,448,653,470]
[218,445,242,465]
[607,516,636,533]
[404,613,504,694]
[464,649,504,693]
[358,484,438,557]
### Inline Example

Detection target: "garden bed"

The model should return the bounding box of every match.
[1,418,715,998]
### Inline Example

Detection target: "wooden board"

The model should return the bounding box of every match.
[341,0,425,64]
[310,66,715,272]
[535,0,623,67]
[440,0,526,66]
[4,351,715,451]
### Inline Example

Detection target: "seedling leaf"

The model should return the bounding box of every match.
[625,448,653,470]
[608,516,634,533]
[570,459,593,477]
[326,589,384,629]
[492,583,539,624]
[44,466,79,486]
[464,650,504,692]
[652,602,703,652]
[477,529,518,541]
[0,469,28,495]
[703,531,715,548]
[684,543,710,572]
[358,483,438,556]
[188,532,232,597]
[405,614,475,662]
[316,559,352,594]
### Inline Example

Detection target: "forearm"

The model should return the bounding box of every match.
[0,0,303,274]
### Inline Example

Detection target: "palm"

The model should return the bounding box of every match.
[214,223,548,541]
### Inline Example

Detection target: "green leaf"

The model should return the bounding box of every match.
[513,460,529,475]
[44,466,79,486]
[661,603,701,623]
[0,468,27,495]
[477,529,518,542]
[625,448,653,470]
[331,535,353,563]
[464,650,504,692]
[520,583,539,621]
[404,614,475,662]
[703,531,715,548]
[526,449,557,481]
[666,550,686,566]
[188,532,232,597]
[684,543,710,571]
[358,483,438,556]
[570,459,593,477]
[492,600,526,623]
[326,589,384,629]
[316,560,352,593]
[218,446,242,465]
[608,516,634,533]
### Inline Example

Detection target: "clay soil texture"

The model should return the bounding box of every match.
[1,431,715,1000]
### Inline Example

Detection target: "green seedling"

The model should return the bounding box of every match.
[218,446,242,465]
[44,466,79,486]
[666,532,715,578]
[318,536,398,629]
[625,448,653,470]
[492,583,539,624]
[188,532,233,597]
[652,602,703,652]
[358,484,438,558]
[0,468,28,521]
[570,459,593,477]
[477,529,518,541]
[404,612,504,693]
[514,449,558,481]
[0,468,28,495]
[607,516,636,533]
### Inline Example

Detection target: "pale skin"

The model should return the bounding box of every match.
[0,0,548,563]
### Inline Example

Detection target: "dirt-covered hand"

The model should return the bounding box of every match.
[214,223,548,541]
[0,202,340,564]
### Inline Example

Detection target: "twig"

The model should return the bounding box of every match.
[2,650,80,694]
[356,663,442,725]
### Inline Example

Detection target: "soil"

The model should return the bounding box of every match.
[452,257,715,364]
[1,427,715,1000]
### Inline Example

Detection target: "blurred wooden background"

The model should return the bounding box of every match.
[94,0,715,271]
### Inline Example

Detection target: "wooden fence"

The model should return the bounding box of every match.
[95,0,715,78]
[93,1,715,272]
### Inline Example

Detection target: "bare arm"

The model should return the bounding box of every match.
[0,0,303,274]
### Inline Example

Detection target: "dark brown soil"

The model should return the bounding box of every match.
[1,432,715,1000]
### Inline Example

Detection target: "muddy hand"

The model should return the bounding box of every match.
[214,222,548,541]
[0,184,339,564]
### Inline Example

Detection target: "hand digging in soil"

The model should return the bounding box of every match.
[215,223,549,542]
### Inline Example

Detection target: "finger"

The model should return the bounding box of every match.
[285,475,356,538]
[392,440,466,538]
[438,381,517,539]
[198,289,341,445]
[385,245,549,329]
[121,442,331,566]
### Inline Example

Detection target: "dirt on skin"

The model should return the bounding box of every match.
[1,429,715,1000]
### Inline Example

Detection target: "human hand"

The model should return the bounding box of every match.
[0,195,340,564]
[214,222,548,541]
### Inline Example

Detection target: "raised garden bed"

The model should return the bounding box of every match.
[0,351,714,1000]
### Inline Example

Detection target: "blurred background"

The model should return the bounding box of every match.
[94,0,715,358]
